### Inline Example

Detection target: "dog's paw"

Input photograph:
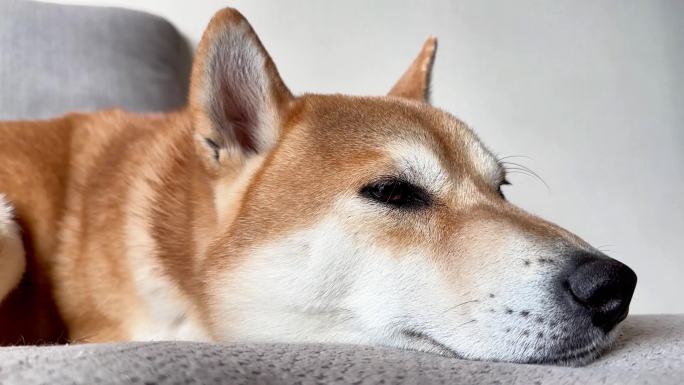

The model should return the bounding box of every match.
[0,194,13,229]
[0,194,25,301]
[0,194,20,239]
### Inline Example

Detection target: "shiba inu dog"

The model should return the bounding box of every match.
[0,7,636,365]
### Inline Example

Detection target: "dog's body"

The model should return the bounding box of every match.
[0,8,636,364]
[0,110,210,343]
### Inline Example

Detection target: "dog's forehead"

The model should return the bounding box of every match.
[290,95,502,186]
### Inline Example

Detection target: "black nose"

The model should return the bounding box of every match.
[566,256,637,332]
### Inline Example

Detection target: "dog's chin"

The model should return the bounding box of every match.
[530,345,605,366]
[528,325,621,366]
[398,325,621,366]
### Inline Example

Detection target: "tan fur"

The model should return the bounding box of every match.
[389,36,438,102]
[0,7,600,358]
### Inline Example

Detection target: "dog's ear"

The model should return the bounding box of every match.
[388,37,437,103]
[189,8,292,164]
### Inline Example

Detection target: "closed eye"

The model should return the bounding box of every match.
[360,177,431,209]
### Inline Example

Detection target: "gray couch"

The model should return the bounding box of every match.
[0,316,682,385]
[0,1,682,384]
[0,0,190,120]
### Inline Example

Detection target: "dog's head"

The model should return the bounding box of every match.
[189,8,636,365]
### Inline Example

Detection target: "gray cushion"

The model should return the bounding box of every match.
[0,315,682,385]
[0,0,191,120]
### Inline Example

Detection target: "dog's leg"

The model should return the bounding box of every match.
[0,195,25,303]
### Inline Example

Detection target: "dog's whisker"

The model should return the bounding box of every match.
[496,154,534,162]
[439,299,479,316]
[504,169,540,180]
[594,243,616,254]
[455,319,477,329]
[500,161,540,176]
[501,163,550,192]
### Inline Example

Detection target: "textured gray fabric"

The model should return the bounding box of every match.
[0,0,192,120]
[0,315,681,385]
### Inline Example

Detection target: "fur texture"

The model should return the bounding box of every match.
[0,8,631,364]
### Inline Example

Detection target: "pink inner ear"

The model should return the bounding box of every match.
[206,34,265,154]
[217,75,259,154]
[190,8,293,156]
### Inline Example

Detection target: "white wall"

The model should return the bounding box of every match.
[48,0,684,314]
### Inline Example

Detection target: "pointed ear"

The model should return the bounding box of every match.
[189,8,293,162]
[388,37,438,103]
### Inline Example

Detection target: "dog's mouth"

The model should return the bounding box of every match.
[531,341,608,366]
[400,327,613,366]
[531,329,617,366]
[400,329,462,358]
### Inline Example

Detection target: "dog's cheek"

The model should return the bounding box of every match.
[200,215,367,342]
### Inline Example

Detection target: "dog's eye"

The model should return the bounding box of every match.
[498,179,511,199]
[360,178,430,209]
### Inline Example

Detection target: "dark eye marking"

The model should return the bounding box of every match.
[360,178,431,209]
[497,178,511,199]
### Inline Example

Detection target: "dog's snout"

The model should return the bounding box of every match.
[565,255,637,333]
